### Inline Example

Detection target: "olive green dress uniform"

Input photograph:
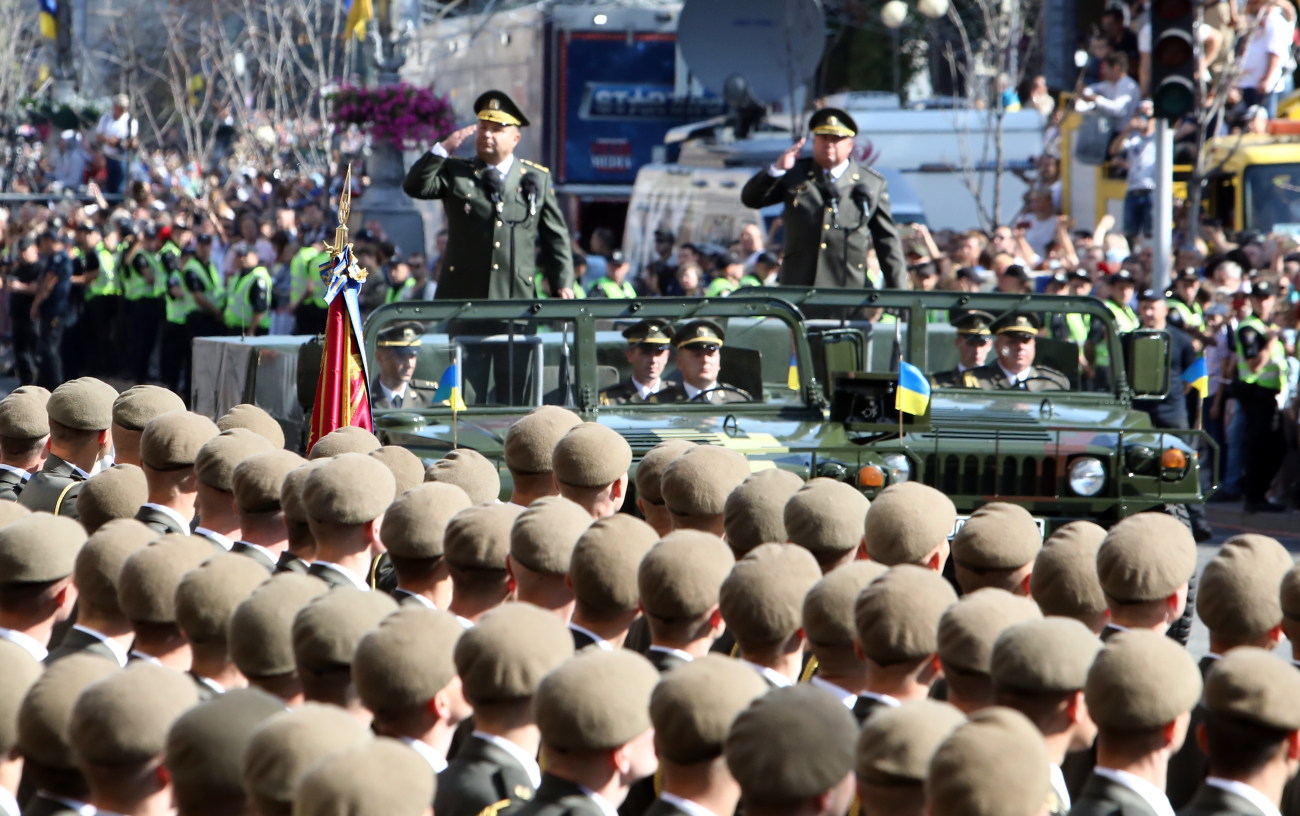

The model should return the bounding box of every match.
[599,320,673,406]
[648,320,752,405]
[932,309,995,387]
[372,323,439,410]
[961,313,1069,391]
[514,775,607,816]
[275,551,309,575]
[133,505,189,535]
[231,540,277,572]
[19,455,88,518]
[435,737,539,816]
[402,91,574,301]
[1180,786,1274,816]
[739,108,907,290]
[0,469,25,502]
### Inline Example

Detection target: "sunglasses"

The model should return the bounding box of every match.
[635,344,671,354]
[961,335,993,346]
[685,344,720,354]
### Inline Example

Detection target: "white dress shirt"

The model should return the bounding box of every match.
[809,676,857,709]
[1049,763,1071,812]
[1205,777,1282,816]
[194,527,234,551]
[0,464,30,483]
[659,794,722,816]
[70,624,128,666]
[0,627,47,661]
[473,731,542,787]
[311,561,368,590]
[141,502,191,532]
[647,645,695,664]
[739,659,794,688]
[1093,767,1175,816]
[568,622,613,651]
[400,737,448,773]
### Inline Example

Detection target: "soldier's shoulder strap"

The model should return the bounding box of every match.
[473,800,511,816]
[962,370,981,388]
[520,159,550,174]
[409,378,439,390]
[859,164,886,182]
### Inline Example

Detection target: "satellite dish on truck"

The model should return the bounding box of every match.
[677,0,826,109]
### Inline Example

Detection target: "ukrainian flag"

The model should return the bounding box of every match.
[37,0,56,39]
[895,360,932,416]
[343,0,374,40]
[787,354,800,391]
[433,361,468,412]
[1182,356,1208,398]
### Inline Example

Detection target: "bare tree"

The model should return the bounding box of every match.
[0,0,41,111]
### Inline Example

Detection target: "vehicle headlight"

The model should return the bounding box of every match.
[882,453,911,482]
[1068,457,1106,496]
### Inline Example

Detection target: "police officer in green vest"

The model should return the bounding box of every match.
[123,223,168,383]
[383,257,418,304]
[1234,282,1287,513]
[182,233,226,337]
[1166,267,1211,344]
[702,250,763,298]
[223,243,272,337]
[288,237,330,335]
[589,250,638,299]
[74,222,119,379]
[1087,269,1139,390]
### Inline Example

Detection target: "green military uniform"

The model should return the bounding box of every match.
[20,454,89,518]
[962,313,1069,392]
[132,504,189,535]
[402,90,574,301]
[932,309,994,387]
[648,319,753,405]
[740,107,907,289]
[372,322,438,410]
[0,468,25,501]
[599,319,673,406]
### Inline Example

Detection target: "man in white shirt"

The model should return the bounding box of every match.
[94,94,137,195]
[1110,102,1158,240]
[1238,0,1296,118]
[1077,52,1143,138]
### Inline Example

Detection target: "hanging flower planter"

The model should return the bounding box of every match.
[326,82,457,151]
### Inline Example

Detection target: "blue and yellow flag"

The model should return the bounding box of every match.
[1182,356,1208,398]
[343,0,374,40]
[433,362,468,412]
[895,360,932,416]
[787,354,800,391]
[37,0,56,39]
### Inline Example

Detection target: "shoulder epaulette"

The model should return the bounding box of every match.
[473,800,511,816]
[409,378,439,390]
[520,159,550,173]
[862,165,885,181]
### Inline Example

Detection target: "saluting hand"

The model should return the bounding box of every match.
[439,124,478,154]
[775,138,806,172]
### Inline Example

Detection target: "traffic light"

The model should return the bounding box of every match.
[1150,0,1197,122]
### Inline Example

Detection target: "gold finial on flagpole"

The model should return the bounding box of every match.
[330,164,352,256]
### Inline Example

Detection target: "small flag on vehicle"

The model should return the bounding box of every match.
[433,361,468,412]
[895,360,932,416]
[1181,356,1208,398]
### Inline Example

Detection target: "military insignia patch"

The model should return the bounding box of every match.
[514,785,533,801]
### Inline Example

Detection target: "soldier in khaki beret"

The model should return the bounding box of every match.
[925,707,1053,816]
[118,533,213,668]
[217,403,285,449]
[425,448,502,504]
[1071,630,1202,816]
[0,638,41,811]
[75,464,148,535]
[566,515,657,652]
[991,617,1102,814]
[379,482,472,609]
[504,406,582,507]
[724,686,859,816]
[723,469,803,559]
[444,503,524,627]
[638,531,734,672]
[232,450,308,573]
[784,478,870,573]
[935,588,1042,714]
[508,496,590,624]
[295,738,435,816]
[228,573,328,705]
[633,440,694,536]
[134,411,220,535]
[0,514,85,661]
[0,386,50,501]
[47,519,154,666]
[1280,564,1300,670]
[111,385,186,468]
[307,425,381,459]
[862,482,955,571]
[241,704,371,816]
[855,699,965,816]
[278,461,324,575]
[950,502,1042,596]
[661,445,750,536]
[370,445,425,496]
[301,453,396,590]
[520,651,659,816]
[175,553,271,699]
[1095,512,1197,642]
[551,423,632,520]
[292,588,396,719]
[801,562,888,705]
[854,564,958,723]
[719,543,822,688]
[192,428,274,551]
[21,377,118,518]
[440,603,574,815]
[1029,521,1109,633]
[68,663,200,816]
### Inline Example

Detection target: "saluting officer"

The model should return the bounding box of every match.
[962,313,1070,392]
[403,90,575,301]
[740,107,908,289]
[599,319,673,405]
[931,309,994,387]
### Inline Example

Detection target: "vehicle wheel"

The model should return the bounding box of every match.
[1162,503,1196,648]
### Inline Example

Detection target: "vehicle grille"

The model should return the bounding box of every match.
[922,453,1060,498]
[619,430,735,449]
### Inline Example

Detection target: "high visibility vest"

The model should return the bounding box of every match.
[290,246,329,309]
[156,242,181,298]
[1236,315,1285,391]
[224,266,272,331]
[1064,313,1090,346]
[593,277,637,299]
[703,278,739,298]
[1099,300,1138,367]
[385,277,416,304]
[1168,296,1204,330]
[167,257,223,325]
[533,272,586,299]
[85,243,118,299]
[123,249,166,301]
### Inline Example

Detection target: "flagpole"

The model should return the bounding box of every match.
[452,344,461,449]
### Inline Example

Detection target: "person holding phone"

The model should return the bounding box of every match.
[1109,102,1158,242]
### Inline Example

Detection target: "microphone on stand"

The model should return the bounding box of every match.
[521,172,541,218]
[483,168,505,213]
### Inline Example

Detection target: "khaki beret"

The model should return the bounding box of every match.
[1284,563,1300,621]
[552,423,632,488]
[1096,512,1197,603]
[504,406,582,474]
[0,387,49,438]
[112,385,186,431]
[803,561,889,648]
[855,564,958,663]
[936,589,1042,675]
[784,478,871,558]
[0,639,42,755]
[424,448,501,504]
[280,461,326,526]
[118,535,214,624]
[141,411,219,471]
[302,453,396,526]
[863,482,957,565]
[1203,647,1300,731]
[443,503,523,570]
[724,469,804,557]
[175,552,271,644]
[661,445,750,518]
[1197,534,1293,637]
[307,426,380,459]
[0,512,86,585]
[47,377,118,431]
[569,515,659,615]
[74,519,154,613]
[951,502,1042,570]
[0,503,28,526]
[1030,521,1107,620]
[453,602,574,705]
[536,650,658,752]
[856,699,966,784]
[165,687,286,807]
[241,704,371,811]
[651,655,769,764]
[639,531,736,620]
[634,440,695,505]
[18,653,118,768]
[719,543,822,645]
[195,428,275,491]
[217,403,285,448]
[354,608,466,716]
[1085,629,1202,730]
[926,707,1050,816]
[369,446,425,495]
[292,588,397,672]
[70,663,199,767]
[380,482,473,560]
[234,450,306,514]
[990,617,1102,694]
[229,573,329,678]
[725,685,858,803]
[76,464,148,534]
[510,496,591,574]
[293,737,434,816]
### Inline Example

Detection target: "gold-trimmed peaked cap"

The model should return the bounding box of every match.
[622,319,673,347]
[673,319,725,349]
[376,322,423,355]
[992,312,1041,337]
[951,309,995,335]
[809,107,858,138]
[475,90,529,128]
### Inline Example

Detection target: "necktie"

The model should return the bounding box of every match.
[392,394,403,408]
[1017,379,1029,391]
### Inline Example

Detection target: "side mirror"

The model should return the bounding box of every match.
[1123,328,1170,399]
